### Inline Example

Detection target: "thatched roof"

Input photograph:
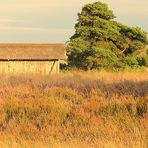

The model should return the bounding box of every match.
[0,44,67,60]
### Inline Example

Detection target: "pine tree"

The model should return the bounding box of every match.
[67,1,148,70]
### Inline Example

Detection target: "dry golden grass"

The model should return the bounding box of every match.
[0,71,147,148]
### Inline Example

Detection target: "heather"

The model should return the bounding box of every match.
[0,71,147,148]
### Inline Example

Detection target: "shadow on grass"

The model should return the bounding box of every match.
[0,74,147,99]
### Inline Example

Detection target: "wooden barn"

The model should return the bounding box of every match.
[0,44,67,74]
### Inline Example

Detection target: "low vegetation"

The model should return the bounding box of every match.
[0,71,147,147]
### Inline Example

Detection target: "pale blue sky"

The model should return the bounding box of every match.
[0,0,148,43]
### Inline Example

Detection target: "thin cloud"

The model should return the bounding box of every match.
[0,0,96,13]
[0,0,148,14]
[0,23,73,33]
[0,0,147,43]
[0,24,49,32]
[0,18,23,23]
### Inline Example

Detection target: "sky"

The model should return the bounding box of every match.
[0,0,148,43]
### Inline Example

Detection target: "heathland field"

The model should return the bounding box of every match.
[0,72,147,148]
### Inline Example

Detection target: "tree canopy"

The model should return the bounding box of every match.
[67,1,148,71]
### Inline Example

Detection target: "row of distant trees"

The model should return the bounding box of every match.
[66,1,148,71]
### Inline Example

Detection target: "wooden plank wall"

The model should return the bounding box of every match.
[0,61,59,74]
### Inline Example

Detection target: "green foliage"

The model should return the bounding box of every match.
[124,56,139,66]
[67,1,148,70]
[137,55,148,67]
[80,2,115,20]
[76,47,119,70]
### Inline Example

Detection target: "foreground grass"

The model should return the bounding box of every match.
[0,71,147,148]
